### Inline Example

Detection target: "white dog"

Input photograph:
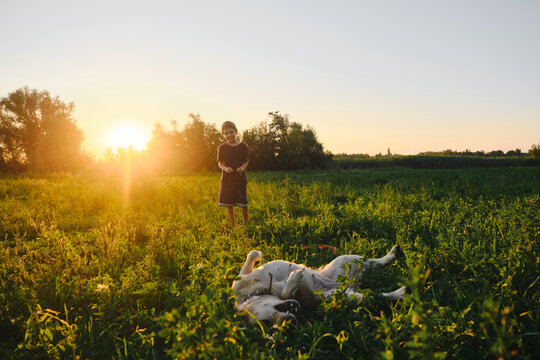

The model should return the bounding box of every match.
[233,245,406,324]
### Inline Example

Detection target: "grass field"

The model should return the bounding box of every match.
[1,167,539,359]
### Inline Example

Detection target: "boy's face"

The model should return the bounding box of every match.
[222,127,237,143]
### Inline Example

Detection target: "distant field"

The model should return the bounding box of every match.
[332,154,540,169]
[1,167,539,359]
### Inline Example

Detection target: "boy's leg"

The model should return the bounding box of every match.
[227,207,235,228]
[241,206,248,225]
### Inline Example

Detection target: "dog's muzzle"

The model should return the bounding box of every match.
[274,299,301,324]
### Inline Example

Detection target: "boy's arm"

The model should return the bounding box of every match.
[236,143,249,173]
[218,161,235,173]
[236,160,249,173]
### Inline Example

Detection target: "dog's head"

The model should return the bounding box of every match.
[233,249,301,325]
[236,295,301,325]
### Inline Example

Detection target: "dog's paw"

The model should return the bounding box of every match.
[344,288,363,302]
[288,269,304,287]
[394,286,407,299]
[248,250,263,262]
[390,244,404,258]
[382,286,407,301]
[282,269,304,298]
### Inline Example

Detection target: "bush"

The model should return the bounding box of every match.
[529,144,540,158]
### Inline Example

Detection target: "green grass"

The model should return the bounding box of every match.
[1,167,539,359]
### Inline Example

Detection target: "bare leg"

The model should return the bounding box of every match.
[227,207,235,228]
[241,207,248,225]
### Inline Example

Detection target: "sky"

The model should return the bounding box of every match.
[1,0,539,157]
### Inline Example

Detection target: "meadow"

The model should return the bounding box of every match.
[0,167,539,359]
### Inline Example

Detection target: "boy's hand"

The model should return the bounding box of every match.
[236,166,245,173]
[225,167,235,173]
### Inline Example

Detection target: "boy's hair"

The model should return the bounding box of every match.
[221,121,238,134]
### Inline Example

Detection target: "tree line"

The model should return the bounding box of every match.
[137,111,332,174]
[0,88,331,174]
[417,149,529,157]
[1,87,540,174]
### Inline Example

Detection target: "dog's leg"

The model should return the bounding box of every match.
[321,288,363,301]
[281,269,304,299]
[344,288,363,301]
[320,245,403,280]
[318,255,362,280]
[362,244,403,269]
[240,250,262,275]
[381,286,407,301]
[321,288,337,298]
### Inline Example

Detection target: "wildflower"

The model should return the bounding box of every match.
[96,284,109,292]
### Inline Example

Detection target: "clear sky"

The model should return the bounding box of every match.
[1,0,539,157]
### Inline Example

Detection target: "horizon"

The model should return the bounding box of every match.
[1,0,539,157]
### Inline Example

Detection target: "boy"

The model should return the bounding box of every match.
[217,121,249,228]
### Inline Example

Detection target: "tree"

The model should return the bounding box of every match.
[242,121,277,170]
[487,150,505,157]
[0,110,26,171]
[529,144,540,158]
[0,87,85,172]
[144,114,222,174]
[145,122,183,174]
[181,114,222,171]
[268,111,291,168]
[246,111,331,170]
[505,148,522,157]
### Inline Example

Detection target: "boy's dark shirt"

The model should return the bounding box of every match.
[217,142,249,184]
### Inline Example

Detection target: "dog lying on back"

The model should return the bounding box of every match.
[232,245,406,324]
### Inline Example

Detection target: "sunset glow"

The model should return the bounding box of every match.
[1,1,539,156]
[107,124,151,151]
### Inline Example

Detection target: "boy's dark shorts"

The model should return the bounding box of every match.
[218,181,248,207]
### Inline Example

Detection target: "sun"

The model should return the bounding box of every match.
[107,123,150,151]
